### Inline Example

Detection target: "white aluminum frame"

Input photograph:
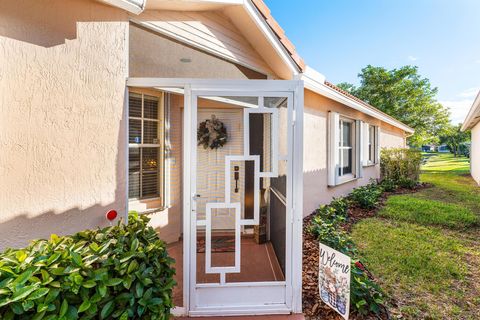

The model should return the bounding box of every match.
[126,78,304,317]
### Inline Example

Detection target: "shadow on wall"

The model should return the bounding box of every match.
[0,0,126,48]
[302,166,381,217]
[0,106,127,251]
[0,0,130,251]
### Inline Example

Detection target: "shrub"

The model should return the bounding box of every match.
[348,182,383,210]
[380,148,422,189]
[0,212,175,320]
[350,262,385,315]
[380,178,397,192]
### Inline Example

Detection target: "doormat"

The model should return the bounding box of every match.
[197,237,235,253]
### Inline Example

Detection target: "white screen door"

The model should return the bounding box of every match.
[185,80,303,316]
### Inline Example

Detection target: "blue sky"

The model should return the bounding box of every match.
[264,0,480,124]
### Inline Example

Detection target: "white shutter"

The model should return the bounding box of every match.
[328,112,340,186]
[362,123,370,166]
[356,120,363,178]
[375,126,381,164]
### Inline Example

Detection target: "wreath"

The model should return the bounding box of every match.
[197,115,228,149]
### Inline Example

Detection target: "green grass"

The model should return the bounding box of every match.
[379,195,478,229]
[351,153,480,319]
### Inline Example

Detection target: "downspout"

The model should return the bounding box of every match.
[101,0,147,14]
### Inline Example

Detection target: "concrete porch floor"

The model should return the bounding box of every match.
[174,315,305,320]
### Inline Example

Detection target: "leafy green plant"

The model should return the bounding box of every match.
[381,148,422,189]
[310,189,387,315]
[348,181,383,210]
[380,178,397,192]
[0,212,175,320]
[350,262,385,315]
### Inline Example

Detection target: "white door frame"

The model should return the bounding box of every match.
[126,78,304,316]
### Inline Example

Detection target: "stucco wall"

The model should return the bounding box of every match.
[471,123,480,185]
[302,90,406,216]
[0,0,129,250]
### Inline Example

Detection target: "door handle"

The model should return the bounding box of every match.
[192,193,201,201]
[234,166,240,193]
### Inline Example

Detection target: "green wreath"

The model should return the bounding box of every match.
[197,115,228,150]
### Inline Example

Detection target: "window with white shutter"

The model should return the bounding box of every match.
[328,112,360,186]
[128,92,164,204]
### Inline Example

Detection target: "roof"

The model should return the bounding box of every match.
[102,0,413,133]
[302,68,415,134]
[250,0,306,72]
[249,0,412,133]
[324,81,414,131]
[461,90,480,131]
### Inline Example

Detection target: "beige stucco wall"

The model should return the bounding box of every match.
[0,0,129,250]
[471,123,480,185]
[302,89,406,216]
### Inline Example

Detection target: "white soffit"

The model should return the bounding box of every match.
[223,3,300,79]
[100,0,146,14]
[146,0,243,11]
[461,91,480,131]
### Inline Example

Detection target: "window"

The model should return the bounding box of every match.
[128,92,164,202]
[338,119,354,177]
[328,112,361,186]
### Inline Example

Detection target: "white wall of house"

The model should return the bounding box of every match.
[0,0,129,250]
[302,90,406,216]
[471,123,480,185]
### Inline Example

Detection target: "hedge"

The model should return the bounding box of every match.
[380,148,422,189]
[0,212,175,320]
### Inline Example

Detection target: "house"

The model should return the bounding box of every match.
[0,0,413,316]
[461,91,480,185]
[437,144,450,153]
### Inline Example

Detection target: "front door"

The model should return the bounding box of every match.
[186,80,303,316]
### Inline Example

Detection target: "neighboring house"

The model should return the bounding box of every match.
[0,0,413,316]
[437,144,450,153]
[461,91,480,185]
[422,145,434,152]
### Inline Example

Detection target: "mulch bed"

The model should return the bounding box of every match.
[302,183,431,320]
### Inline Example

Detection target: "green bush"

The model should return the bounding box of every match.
[379,178,397,192]
[350,262,385,315]
[380,148,422,189]
[348,182,383,210]
[0,212,175,320]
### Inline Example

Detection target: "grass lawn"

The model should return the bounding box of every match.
[351,153,480,319]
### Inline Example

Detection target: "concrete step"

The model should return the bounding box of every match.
[174,315,305,320]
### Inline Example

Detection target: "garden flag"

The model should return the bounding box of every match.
[319,243,351,320]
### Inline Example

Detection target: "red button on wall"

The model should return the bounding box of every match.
[106,210,118,221]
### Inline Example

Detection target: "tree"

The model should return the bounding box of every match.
[337,65,450,147]
[440,124,470,157]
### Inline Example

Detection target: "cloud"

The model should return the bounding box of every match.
[458,87,480,98]
[440,99,474,125]
[408,55,418,61]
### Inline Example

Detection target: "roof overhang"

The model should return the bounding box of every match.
[461,90,480,131]
[300,67,415,134]
[99,0,302,79]
[100,0,147,14]
[100,0,413,133]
